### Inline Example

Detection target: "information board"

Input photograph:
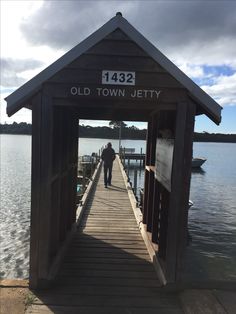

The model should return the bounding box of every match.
[155,138,174,192]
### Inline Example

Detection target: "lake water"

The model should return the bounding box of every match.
[0,134,236,283]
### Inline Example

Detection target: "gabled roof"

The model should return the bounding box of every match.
[5,12,221,124]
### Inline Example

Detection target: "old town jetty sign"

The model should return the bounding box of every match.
[69,70,161,101]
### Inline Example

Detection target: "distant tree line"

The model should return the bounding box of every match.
[1,122,236,142]
[0,122,146,139]
[79,122,146,139]
[193,132,236,143]
[0,122,32,135]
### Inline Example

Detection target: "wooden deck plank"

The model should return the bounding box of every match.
[35,285,162,297]
[58,269,157,279]
[71,242,147,248]
[180,290,227,314]
[75,232,144,239]
[63,258,152,264]
[27,158,184,313]
[26,304,183,314]
[61,263,154,272]
[33,294,180,307]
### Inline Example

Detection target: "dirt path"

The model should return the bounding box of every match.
[0,280,29,314]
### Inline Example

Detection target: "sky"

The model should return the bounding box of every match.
[1,0,236,133]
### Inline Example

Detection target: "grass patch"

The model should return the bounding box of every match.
[25,291,36,308]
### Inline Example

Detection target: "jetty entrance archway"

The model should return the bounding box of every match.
[5,13,221,289]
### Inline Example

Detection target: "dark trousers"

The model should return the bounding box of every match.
[104,163,113,186]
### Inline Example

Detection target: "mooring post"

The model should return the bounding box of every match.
[123,147,126,167]
[134,168,138,196]
[82,166,86,193]
[140,148,143,169]
[127,158,130,181]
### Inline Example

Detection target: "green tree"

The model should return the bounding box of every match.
[109,121,127,129]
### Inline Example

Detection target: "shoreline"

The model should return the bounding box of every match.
[1,133,236,143]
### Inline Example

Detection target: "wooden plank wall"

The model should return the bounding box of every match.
[143,108,194,282]
[142,107,196,282]
[47,29,187,122]
[30,91,78,288]
[165,102,195,282]
[30,92,42,288]
[50,106,78,268]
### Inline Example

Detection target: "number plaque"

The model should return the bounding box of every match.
[102,70,135,85]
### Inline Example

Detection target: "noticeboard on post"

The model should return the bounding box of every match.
[155,138,174,192]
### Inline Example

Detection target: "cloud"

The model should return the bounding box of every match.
[178,63,205,79]
[20,1,132,49]
[20,1,236,67]
[201,73,236,107]
[1,58,44,87]
[3,0,235,116]
[132,1,236,67]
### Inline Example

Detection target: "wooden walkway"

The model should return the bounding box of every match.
[26,158,183,313]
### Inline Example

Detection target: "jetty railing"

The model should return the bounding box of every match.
[77,153,100,204]
[119,147,146,205]
[47,152,101,284]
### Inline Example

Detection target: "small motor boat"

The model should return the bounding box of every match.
[192,157,206,168]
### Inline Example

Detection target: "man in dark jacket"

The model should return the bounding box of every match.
[101,142,116,188]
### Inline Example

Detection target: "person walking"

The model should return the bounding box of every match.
[101,142,116,188]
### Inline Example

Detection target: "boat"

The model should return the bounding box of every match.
[76,175,90,204]
[78,154,98,177]
[192,157,206,168]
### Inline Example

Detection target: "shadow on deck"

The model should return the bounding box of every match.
[26,159,183,313]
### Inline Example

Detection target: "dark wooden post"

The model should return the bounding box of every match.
[176,101,195,280]
[146,115,158,232]
[165,101,195,282]
[38,87,53,282]
[151,179,160,243]
[30,92,42,289]
[50,107,63,260]
[30,87,54,288]
[142,119,152,223]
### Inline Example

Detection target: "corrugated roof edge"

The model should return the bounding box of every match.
[5,14,222,124]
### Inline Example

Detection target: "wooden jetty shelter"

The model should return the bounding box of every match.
[5,13,221,291]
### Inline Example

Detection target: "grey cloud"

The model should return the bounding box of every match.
[1,58,44,87]
[20,1,130,49]
[20,0,236,61]
[135,1,236,47]
[128,1,236,66]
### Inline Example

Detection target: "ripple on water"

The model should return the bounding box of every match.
[1,136,236,283]
[0,135,31,279]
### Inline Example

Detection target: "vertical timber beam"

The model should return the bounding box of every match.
[38,86,53,283]
[30,87,53,288]
[151,180,160,243]
[30,92,42,289]
[146,115,158,232]
[142,119,152,224]
[165,101,195,283]
[176,101,195,280]
[70,112,78,225]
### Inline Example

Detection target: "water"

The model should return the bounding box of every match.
[183,142,236,282]
[0,135,31,278]
[0,135,236,282]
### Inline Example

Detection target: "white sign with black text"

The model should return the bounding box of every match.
[102,70,135,85]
